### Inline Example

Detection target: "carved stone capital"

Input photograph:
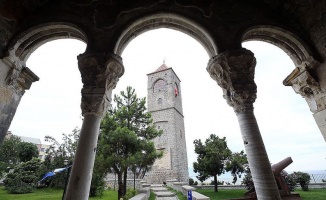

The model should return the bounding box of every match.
[207,48,257,113]
[5,58,39,96]
[78,52,124,116]
[284,69,324,112]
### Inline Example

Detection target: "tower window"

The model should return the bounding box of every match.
[153,79,167,92]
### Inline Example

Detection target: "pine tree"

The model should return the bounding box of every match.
[98,86,162,199]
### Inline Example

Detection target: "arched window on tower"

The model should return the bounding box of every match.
[153,79,167,92]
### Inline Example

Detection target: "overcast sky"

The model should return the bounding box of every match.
[9,28,326,180]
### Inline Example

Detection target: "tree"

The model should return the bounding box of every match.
[0,135,22,178]
[193,134,232,192]
[18,142,39,162]
[42,127,80,188]
[98,86,162,199]
[225,150,248,184]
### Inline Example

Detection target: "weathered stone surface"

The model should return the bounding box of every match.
[78,52,124,117]
[207,48,257,113]
[146,66,188,184]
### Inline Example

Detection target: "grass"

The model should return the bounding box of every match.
[166,186,187,200]
[0,186,118,200]
[196,188,326,200]
[196,189,247,200]
[294,188,326,200]
[148,190,155,200]
[1,186,324,200]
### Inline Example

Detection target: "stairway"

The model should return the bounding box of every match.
[150,184,178,200]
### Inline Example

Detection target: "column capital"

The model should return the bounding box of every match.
[207,48,257,113]
[4,57,39,96]
[78,52,124,117]
[284,68,325,112]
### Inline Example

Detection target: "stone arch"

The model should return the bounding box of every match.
[241,25,319,69]
[8,22,87,62]
[153,78,168,93]
[114,13,217,57]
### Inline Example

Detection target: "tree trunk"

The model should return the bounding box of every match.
[123,168,128,197]
[237,110,281,200]
[117,172,124,200]
[133,170,136,191]
[214,175,218,192]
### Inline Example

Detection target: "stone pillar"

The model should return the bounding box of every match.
[64,52,124,200]
[207,48,281,200]
[0,57,39,144]
[284,67,326,141]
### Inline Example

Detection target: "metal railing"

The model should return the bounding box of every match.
[310,174,326,183]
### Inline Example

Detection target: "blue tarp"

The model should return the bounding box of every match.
[38,165,72,183]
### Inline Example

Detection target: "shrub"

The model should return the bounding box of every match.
[281,170,297,192]
[242,168,297,192]
[124,188,138,200]
[3,158,42,194]
[290,171,310,191]
[189,178,195,185]
[89,171,105,197]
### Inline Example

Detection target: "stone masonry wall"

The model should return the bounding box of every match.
[146,67,189,183]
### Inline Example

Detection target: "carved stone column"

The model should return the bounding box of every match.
[64,52,124,200]
[207,48,281,200]
[0,57,39,143]
[284,67,326,141]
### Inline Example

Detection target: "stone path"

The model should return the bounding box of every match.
[151,184,178,200]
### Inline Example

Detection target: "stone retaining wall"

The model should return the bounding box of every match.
[105,179,142,190]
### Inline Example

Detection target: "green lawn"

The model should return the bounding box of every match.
[1,186,325,200]
[196,189,247,200]
[0,186,118,200]
[196,188,326,200]
[294,188,326,200]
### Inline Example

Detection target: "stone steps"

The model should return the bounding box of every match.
[149,184,178,200]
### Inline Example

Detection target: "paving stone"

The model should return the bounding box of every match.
[154,191,175,197]
[151,187,168,192]
[156,197,178,200]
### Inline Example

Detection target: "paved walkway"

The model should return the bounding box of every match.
[151,184,178,200]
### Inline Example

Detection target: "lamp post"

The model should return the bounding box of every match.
[62,159,70,200]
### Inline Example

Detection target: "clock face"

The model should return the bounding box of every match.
[153,79,167,92]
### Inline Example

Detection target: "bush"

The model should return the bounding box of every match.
[281,170,297,192]
[290,171,310,191]
[242,168,297,192]
[89,171,105,197]
[3,158,42,194]
[124,188,138,200]
[189,178,195,185]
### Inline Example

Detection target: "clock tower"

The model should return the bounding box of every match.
[145,62,189,184]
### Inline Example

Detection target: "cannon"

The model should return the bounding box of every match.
[272,157,293,195]
[236,157,302,200]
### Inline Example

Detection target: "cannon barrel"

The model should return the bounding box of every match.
[271,157,293,174]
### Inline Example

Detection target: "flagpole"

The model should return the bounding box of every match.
[62,160,71,200]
